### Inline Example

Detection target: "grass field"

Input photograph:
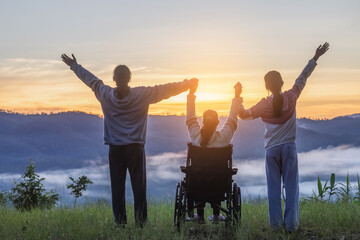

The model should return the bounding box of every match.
[1,200,360,240]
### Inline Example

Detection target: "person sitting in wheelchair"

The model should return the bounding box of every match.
[186,80,243,223]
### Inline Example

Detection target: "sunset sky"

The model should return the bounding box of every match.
[0,0,359,118]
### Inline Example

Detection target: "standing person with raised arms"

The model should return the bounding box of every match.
[61,53,198,227]
[238,43,329,232]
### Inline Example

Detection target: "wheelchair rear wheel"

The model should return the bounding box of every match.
[232,183,242,222]
[174,180,186,230]
[174,183,180,227]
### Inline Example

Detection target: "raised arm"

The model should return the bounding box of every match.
[293,42,330,96]
[219,82,244,142]
[236,82,257,120]
[238,107,254,119]
[186,79,201,141]
[143,78,199,104]
[312,42,330,62]
[238,90,265,120]
[61,54,110,102]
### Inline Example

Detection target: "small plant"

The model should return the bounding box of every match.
[9,160,59,211]
[304,173,338,203]
[306,176,329,202]
[353,173,360,203]
[338,173,352,203]
[328,173,338,202]
[67,175,93,207]
[317,176,329,202]
[306,190,319,202]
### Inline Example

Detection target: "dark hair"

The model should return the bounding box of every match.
[264,71,284,118]
[113,65,131,98]
[200,110,219,147]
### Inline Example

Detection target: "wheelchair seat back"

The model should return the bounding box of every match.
[185,143,233,202]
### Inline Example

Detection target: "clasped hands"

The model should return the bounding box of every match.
[187,78,242,99]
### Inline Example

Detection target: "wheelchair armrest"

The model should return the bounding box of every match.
[180,166,187,173]
[231,167,238,175]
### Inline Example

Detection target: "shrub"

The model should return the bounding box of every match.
[9,160,59,211]
[0,191,9,206]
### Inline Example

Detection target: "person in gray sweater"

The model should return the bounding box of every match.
[61,54,198,227]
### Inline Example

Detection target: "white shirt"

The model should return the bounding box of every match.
[186,94,243,147]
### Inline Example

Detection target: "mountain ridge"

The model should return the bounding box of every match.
[1,111,359,173]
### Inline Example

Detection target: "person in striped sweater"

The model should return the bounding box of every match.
[186,81,243,223]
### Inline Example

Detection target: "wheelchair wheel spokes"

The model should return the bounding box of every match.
[232,183,242,222]
[225,190,233,226]
[174,183,180,226]
[237,186,242,221]
[175,180,186,230]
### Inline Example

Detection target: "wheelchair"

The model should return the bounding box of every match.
[174,143,241,229]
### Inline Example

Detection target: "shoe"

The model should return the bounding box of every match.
[209,214,225,223]
[194,214,206,224]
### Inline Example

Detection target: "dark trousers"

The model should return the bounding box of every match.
[109,144,147,226]
[196,201,220,217]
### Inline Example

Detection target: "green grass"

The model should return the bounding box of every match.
[1,201,360,239]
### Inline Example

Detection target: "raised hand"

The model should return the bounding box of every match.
[313,42,329,62]
[238,107,251,119]
[234,82,242,98]
[61,54,77,66]
[188,78,199,95]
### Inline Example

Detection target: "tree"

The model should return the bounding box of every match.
[0,191,9,207]
[67,175,93,207]
[9,160,59,211]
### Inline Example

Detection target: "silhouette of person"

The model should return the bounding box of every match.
[61,54,198,227]
[238,43,329,231]
[186,81,243,223]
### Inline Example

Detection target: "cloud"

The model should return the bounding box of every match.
[0,173,21,185]
[147,151,186,182]
[1,145,360,200]
[0,58,65,79]
[298,145,360,180]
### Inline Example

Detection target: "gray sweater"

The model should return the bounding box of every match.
[70,63,189,145]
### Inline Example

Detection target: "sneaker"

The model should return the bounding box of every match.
[194,214,206,224]
[208,214,225,223]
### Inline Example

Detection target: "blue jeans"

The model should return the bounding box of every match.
[265,142,299,231]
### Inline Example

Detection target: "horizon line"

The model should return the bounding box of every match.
[1,109,359,121]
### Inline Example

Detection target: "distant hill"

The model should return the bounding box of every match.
[0,111,359,173]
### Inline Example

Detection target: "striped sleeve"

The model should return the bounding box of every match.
[219,97,243,143]
[186,94,201,142]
